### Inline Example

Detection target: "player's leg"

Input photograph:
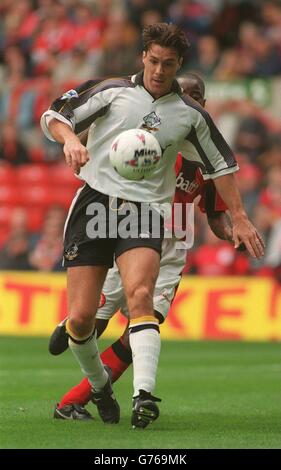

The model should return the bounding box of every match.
[66,265,108,387]
[99,321,131,381]
[49,262,125,355]
[66,265,120,424]
[116,246,162,429]
[54,263,126,420]
[152,238,187,323]
[54,318,109,420]
[54,321,131,419]
[56,184,120,423]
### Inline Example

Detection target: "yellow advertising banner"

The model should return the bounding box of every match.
[0,271,280,340]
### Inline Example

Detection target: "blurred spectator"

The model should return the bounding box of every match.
[140,8,164,28]
[235,156,262,217]
[167,0,214,41]
[52,46,98,85]
[97,10,139,76]
[71,2,106,58]
[0,120,30,166]
[0,0,39,52]
[0,207,32,270]
[236,21,281,77]
[187,35,220,77]
[257,135,281,172]
[210,0,258,49]
[252,166,281,271]
[259,166,281,221]
[7,0,40,52]
[30,3,73,75]
[234,116,269,162]
[0,72,36,130]
[261,0,281,52]
[127,0,169,29]
[0,44,30,82]
[212,48,241,80]
[28,205,66,271]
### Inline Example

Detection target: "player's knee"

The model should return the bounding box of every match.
[127,285,153,312]
[68,314,94,338]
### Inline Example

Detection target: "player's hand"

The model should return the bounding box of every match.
[225,228,246,251]
[63,136,90,174]
[225,227,246,251]
[236,242,246,252]
[232,215,265,259]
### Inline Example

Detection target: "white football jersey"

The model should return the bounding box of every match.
[41,72,238,203]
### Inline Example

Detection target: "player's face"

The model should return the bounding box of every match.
[142,44,182,99]
[178,77,206,107]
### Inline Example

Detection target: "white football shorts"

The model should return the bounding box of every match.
[96,238,187,323]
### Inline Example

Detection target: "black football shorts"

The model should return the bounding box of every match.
[63,184,164,268]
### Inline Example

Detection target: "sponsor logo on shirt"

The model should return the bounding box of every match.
[60,89,79,100]
[176,172,200,194]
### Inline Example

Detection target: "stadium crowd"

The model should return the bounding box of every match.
[0,0,280,280]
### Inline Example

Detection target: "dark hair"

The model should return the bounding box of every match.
[142,23,190,58]
[182,72,205,96]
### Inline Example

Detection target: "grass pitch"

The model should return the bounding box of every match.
[0,336,280,449]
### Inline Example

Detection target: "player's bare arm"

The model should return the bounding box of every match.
[48,119,89,174]
[207,211,246,251]
[213,173,265,258]
[207,211,233,243]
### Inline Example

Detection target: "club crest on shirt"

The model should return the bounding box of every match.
[60,89,79,100]
[64,243,79,260]
[141,112,161,132]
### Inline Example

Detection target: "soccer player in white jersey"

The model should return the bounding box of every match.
[49,73,246,423]
[41,23,264,428]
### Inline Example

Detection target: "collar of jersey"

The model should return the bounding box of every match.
[131,71,182,99]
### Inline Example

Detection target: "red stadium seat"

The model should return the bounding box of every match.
[49,164,82,189]
[19,185,53,207]
[0,166,14,185]
[0,206,11,228]
[16,164,50,186]
[0,185,21,206]
[50,187,77,209]
[25,207,45,232]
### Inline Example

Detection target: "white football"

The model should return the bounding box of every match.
[109,129,162,180]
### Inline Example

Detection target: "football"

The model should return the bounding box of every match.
[109,129,162,180]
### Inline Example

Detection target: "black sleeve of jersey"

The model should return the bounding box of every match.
[49,78,105,120]
[48,76,134,135]
[204,182,222,217]
[182,94,237,173]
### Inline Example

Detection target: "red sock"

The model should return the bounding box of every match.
[101,338,132,383]
[58,377,91,408]
[58,338,132,408]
